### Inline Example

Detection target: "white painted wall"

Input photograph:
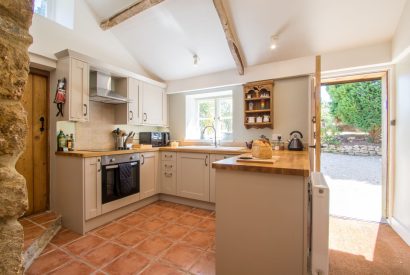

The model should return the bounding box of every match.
[29,0,153,78]
[392,0,410,61]
[168,76,309,143]
[391,53,410,245]
[166,56,315,94]
[321,42,391,73]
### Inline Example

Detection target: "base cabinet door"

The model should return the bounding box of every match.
[177,153,210,201]
[161,161,177,195]
[84,157,101,220]
[210,154,233,203]
[140,152,158,199]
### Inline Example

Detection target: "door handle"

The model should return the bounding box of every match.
[39,117,45,132]
[84,104,88,116]
[205,155,208,166]
[141,154,145,165]
[143,113,147,122]
[129,110,134,121]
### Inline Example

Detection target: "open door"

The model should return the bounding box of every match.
[309,56,321,172]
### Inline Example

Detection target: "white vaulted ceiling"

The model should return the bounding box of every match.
[85,0,407,81]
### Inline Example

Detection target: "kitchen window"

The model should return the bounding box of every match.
[186,91,233,141]
[34,0,74,29]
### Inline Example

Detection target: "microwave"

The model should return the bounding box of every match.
[139,132,170,147]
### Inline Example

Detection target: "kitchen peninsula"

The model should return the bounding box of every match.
[212,150,310,275]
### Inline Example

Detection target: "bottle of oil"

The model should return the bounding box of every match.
[57,130,66,151]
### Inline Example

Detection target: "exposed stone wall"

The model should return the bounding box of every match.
[0,1,33,274]
[322,144,382,156]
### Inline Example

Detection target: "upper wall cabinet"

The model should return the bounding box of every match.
[115,78,142,125]
[140,82,168,126]
[56,57,90,122]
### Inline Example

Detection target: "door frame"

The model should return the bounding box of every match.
[320,71,391,219]
[29,68,51,214]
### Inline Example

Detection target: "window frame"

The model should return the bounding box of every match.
[185,91,233,141]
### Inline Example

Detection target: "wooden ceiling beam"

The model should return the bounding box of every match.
[212,0,245,75]
[100,0,164,30]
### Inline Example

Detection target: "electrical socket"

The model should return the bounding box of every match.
[272,133,282,141]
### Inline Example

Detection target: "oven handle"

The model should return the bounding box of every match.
[104,162,138,170]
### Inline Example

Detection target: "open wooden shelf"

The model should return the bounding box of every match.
[243,80,274,129]
[244,97,271,101]
[245,109,271,113]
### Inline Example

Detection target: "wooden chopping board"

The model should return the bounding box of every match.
[236,156,280,164]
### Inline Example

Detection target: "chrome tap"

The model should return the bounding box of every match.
[202,125,217,147]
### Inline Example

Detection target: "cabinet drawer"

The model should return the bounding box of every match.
[161,170,177,195]
[162,161,176,171]
[162,152,176,161]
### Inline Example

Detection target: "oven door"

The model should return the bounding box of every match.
[101,161,140,204]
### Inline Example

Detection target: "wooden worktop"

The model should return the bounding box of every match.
[212,150,310,176]
[55,146,249,158]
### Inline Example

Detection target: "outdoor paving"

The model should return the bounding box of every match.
[321,152,382,222]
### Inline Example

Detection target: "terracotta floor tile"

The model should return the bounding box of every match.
[26,249,71,275]
[190,208,213,217]
[162,244,202,270]
[64,235,105,255]
[158,209,184,221]
[176,214,203,227]
[95,222,129,239]
[103,251,150,274]
[48,260,95,275]
[117,213,147,227]
[82,242,125,268]
[24,224,45,241]
[159,224,190,240]
[190,252,215,275]
[154,200,178,208]
[141,262,185,275]
[197,219,216,233]
[182,230,214,249]
[51,229,82,246]
[114,228,150,247]
[29,212,58,224]
[138,218,168,233]
[138,205,166,217]
[19,218,36,228]
[173,204,194,212]
[135,236,173,256]
[40,243,57,255]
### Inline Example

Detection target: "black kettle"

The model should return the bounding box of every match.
[288,131,304,151]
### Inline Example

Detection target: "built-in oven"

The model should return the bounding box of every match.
[101,153,140,204]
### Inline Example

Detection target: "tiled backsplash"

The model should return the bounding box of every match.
[57,102,168,150]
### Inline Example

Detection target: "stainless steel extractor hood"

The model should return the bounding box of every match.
[89,71,128,104]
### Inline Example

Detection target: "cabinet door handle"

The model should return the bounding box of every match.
[84,104,88,116]
[143,112,147,122]
[141,154,145,165]
[129,110,134,121]
[205,155,208,166]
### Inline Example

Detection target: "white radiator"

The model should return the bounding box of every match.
[311,172,330,275]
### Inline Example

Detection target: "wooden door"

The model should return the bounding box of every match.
[140,152,158,199]
[16,72,48,215]
[177,153,210,202]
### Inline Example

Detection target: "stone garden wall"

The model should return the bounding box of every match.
[0,1,33,274]
[322,144,382,156]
